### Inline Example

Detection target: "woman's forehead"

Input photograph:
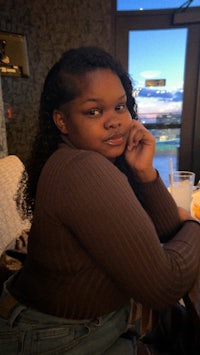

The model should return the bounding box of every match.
[76,68,124,93]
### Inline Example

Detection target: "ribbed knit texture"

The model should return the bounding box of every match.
[10,139,200,319]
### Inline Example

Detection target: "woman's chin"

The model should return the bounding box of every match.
[104,150,124,162]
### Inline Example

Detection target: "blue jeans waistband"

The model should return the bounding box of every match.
[0,273,129,328]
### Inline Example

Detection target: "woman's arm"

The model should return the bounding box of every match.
[131,175,183,242]
[57,150,200,310]
[124,120,195,242]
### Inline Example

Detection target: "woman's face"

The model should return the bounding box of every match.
[58,68,133,160]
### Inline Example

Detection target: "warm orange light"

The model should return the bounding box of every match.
[192,202,200,220]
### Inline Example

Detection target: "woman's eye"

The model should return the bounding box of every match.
[87,108,102,118]
[115,104,127,112]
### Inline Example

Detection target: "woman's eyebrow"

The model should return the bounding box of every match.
[80,98,99,104]
[80,93,127,105]
[118,94,126,100]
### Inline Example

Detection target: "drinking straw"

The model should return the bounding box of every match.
[169,157,174,187]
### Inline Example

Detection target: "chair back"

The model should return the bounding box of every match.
[0,155,30,255]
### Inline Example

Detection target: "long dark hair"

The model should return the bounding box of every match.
[16,46,138,220]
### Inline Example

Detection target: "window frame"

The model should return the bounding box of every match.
[112,2,200,182]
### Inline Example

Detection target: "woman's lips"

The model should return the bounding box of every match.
[104,134,125,146]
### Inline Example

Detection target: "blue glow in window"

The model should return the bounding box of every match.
[117,0,200,11]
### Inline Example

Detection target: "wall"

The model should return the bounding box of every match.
[0,76,8,157]
[0,0,114,163]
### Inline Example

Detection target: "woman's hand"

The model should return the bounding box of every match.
[177,206,196,223]
[125,120,157,182]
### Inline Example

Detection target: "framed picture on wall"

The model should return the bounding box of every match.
[0,31,29,77]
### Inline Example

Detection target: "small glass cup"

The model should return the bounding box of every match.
[169,171,195,212]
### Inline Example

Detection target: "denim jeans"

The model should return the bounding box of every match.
[0,276,140,354]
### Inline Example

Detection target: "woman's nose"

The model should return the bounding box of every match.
[104,115,121,129]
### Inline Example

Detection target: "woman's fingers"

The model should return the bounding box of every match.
[126,121,155,152]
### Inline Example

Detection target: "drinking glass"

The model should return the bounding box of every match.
[169,171,195,212]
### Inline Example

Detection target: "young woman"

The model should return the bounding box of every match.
[0,46,200,354]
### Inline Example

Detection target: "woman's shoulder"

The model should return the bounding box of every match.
[51,143,114,169]
[43,143,120,180]
[39,144,127,195]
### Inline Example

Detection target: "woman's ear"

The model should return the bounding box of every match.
[53,110,68,134]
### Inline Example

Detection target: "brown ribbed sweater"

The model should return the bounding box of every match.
[10,139,200,319]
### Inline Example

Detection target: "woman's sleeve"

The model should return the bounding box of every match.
[132,173,184,242]
[57,151,200,310]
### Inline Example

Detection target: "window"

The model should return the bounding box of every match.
[113,1,200,185]
[117,0,200,11]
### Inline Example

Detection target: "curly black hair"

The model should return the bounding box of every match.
[16,46,138,220]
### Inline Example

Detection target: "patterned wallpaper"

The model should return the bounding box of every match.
[0,0,114,163]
